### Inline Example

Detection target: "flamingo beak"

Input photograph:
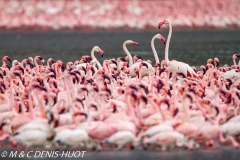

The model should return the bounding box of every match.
[99,49,104,57]
[19,66,24,74]
[91,67,95,75]
[141,62,148,68]
[158,21,165,29]
[159,67,166,75]
[160,36,166,44]
[131,42,139,46]
[7,57,12,63]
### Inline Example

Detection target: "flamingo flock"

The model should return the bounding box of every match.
[1,0,240,31]
[1,19,240,152]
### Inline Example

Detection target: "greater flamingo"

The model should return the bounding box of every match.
[158,19,200,80]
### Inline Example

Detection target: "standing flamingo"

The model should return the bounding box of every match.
[158,19,200,80]
[123,40,153,78]
[75,46,104,71]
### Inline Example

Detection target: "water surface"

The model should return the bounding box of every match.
[1,30,240,68]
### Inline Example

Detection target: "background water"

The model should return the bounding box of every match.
[1,30,240,68]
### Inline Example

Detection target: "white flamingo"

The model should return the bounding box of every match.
[151,34,166,64]
[53,128,89,148]
[158,19,200,80]
[105,131,136,150]
[221,54,240,80]
[123,40,153,77]
[75,46,104,70]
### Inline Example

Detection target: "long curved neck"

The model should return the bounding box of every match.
[123,42,133,66]
[34,58,39,71]
[165,21,172,65]
[151,35,159,64]
[233,58,236,66]
[91,47,102,69]
[183,98,190,122]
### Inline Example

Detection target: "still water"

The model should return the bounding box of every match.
[0,30,240,68]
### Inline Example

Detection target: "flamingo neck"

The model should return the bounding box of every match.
[233,58,236,66]
[151,35,159,64]
[91,47,102,69]
[9,71,14,110]
[139,66,143,83]
[47,60,51,68]
[165,21,172,65]
[34,58,39,71]
[183,98,190,122]
[63,77,72,107]
[123,42,133,66]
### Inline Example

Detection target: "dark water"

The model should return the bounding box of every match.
[1,146,240,160]
[1,30,240,67]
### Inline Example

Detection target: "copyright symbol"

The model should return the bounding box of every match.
[1,151,7,157]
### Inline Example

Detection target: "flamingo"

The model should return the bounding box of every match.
[221,54,240,80]
[158,19,200,80]
[105,131,137,150]
[53,128,89,148]
[75,46,104,71]
[123,40,153,78]
[13,110,56,148]
[151,34,166,64]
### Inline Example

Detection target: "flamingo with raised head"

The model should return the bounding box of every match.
[158,19,200,80]
[75,46,104,71]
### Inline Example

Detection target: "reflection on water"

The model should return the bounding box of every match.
[0,30,240,68]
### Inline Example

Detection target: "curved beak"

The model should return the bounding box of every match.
[160,36,166,44]
[159,67,166,75]
[99,49,104,57]
[141,62,148,68]
[7,57,12,63]
[131,42,139,46]
[91,66,95,75]
[158,21,165,29]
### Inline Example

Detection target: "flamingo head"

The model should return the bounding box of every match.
[156,34,166,44]
[82,55,92,63]
[94,46,104,57]
[110,59,117,66]
[127,40,138,46]
[48,58,55,63]
[213,57,219,67]
[159,67,168,75]
[12,60,19,66]
[99,48,104,57]
[207,59,214,65]
[35,56,43,61]
[73,112,88,122]
[140,62,149,69]
[233,54,240,59]
[3,56,12,63]
[158,19,170,29]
